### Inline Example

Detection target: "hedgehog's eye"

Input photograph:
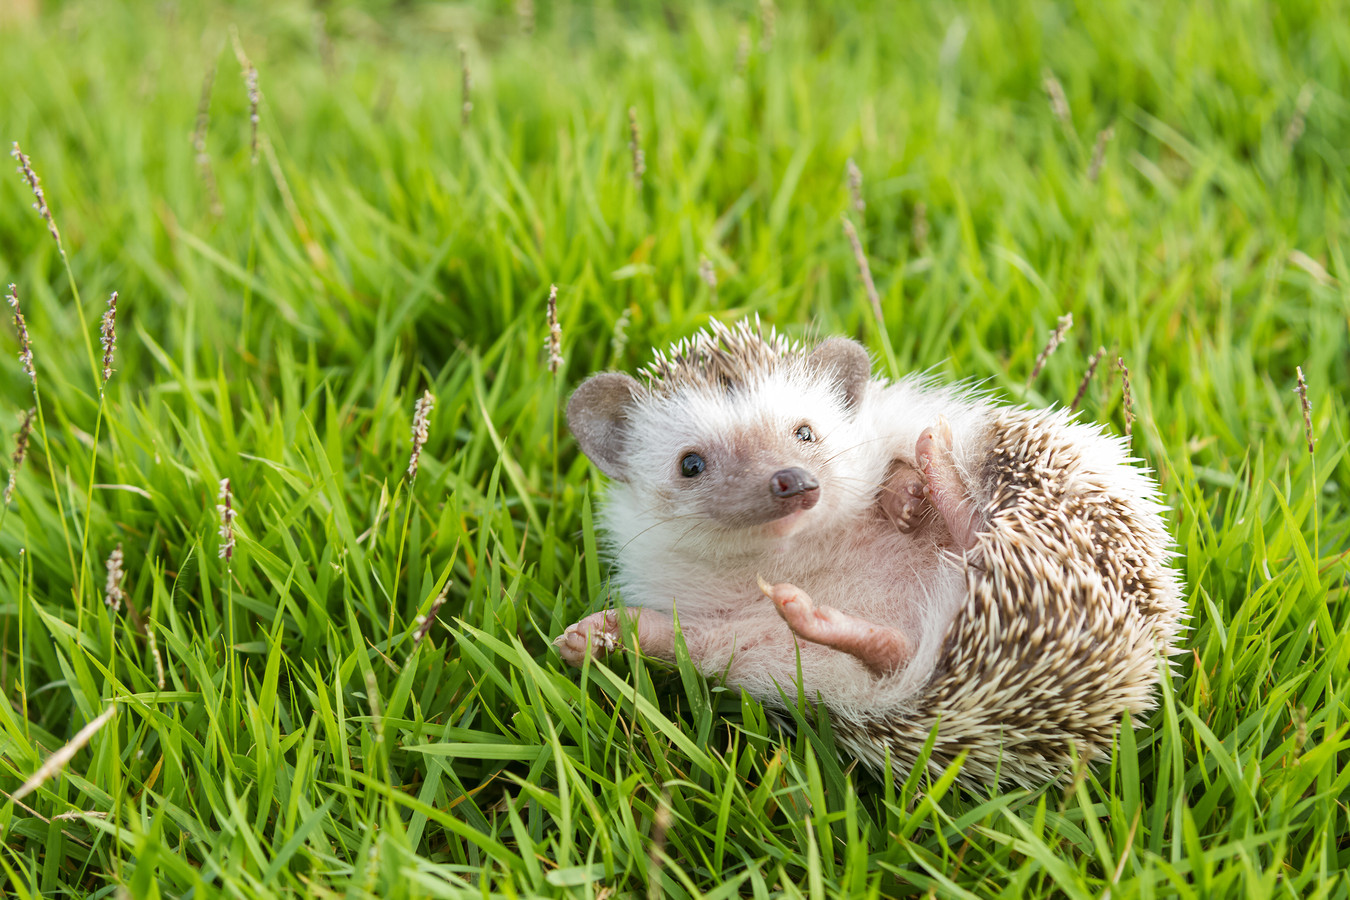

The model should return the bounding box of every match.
[680,453,706,478]
[795,424,815,442]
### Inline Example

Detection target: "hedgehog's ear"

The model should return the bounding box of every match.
[567,372,643,482]
[806,337,871,412]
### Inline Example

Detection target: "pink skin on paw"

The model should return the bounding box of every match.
[916,416,980,551]
[878,460,928,533]
[756,576,911,677]
[555,607,676,666]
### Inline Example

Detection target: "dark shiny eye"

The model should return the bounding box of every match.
[680,453,706,477]
[795,424,815,442]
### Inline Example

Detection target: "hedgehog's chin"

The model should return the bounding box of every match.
[763,509,809,538]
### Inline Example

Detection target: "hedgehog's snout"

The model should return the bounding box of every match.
[770,467,820,510]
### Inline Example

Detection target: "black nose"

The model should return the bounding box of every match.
[770,467,819,498]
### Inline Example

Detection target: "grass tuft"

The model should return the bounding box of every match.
[1,1,1347,896]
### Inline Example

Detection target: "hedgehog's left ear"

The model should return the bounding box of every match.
[806,337,871,412]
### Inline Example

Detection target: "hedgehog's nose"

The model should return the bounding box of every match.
[770,468,819,502]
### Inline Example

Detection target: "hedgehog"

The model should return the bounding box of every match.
[556,319,1184,787]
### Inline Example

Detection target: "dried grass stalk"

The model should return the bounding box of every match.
[13,705,118,802]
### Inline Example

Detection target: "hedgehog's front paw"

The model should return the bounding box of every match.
[878,460,929,533]
[555,610,623,666]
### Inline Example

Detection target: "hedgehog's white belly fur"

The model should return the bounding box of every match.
[607,501,969,717]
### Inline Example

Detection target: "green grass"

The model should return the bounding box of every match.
[1,0,1347,896]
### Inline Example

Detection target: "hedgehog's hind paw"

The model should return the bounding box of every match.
[759,579,912,677]
[917,416,980,551]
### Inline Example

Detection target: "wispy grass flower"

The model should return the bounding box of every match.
[411,580,451,655]
[610,308,632,361]
[846,158,865,213]
[4,407,34,505]
[1295,366,1314,455]
[1027,313,1072,386]
[461,46,473,127]
[841,215,883,324]
[99,291,118,386]
[1042,68,1072,130]
[104,544,125,612]
[217,477,237,560]
[628,107,646,186]
[698,255,717,303]
[147,629,166,690]
[408,391,434,482]
[11,142,62,249]
[1070,347,1105,413]
[232,31,261,165]
[13,704,118,802]
[758,0,776,51]
[912,201,929,253]
[546,285,563,375]
[1116,357,1134,438]
[245,65,261,164]
[1088,126,1114,182]
[192,64,224,216]
[1284,84,1314,149]
[735,24,751,74]
[7,283,35,386]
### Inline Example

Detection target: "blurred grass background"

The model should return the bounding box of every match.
[0,0,1347,896]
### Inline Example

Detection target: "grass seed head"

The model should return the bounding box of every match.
[1028,313,1073,386]
[1070,347,1106,413]
[245,65,261,164]
[147,628,166,690]
[698,255,717,292]
[758,0,776,51]
[912,201,929,252]
[1295,366,1314,455]
[411,580,451,655]
[104,544,125,613]
[408,390,435,481]
[217,477,237,559]
[841,214,883,324]
[192,64,224,216]
[546,284,563,375]
[628,107,646,186]
[13,704,118,802]
[1041,68,1072,129]
[1088,125,1115,183]
[735,24,752,74]
[461,45,473,126]
[5,407,35,505]
[1284,84,1314,149]
[100,291,118,386]
[846,157,865,213]
[610,308,632,361]
[7,283,36,387]
[1116,357,1134,438]
[11,141,62,249]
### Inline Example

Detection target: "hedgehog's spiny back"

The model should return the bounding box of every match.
[642,318,801,396]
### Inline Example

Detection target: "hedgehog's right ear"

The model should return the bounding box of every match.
[806,337,871,413]
[567,372,643,482]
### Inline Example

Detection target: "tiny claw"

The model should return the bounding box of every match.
[756,573,774,598]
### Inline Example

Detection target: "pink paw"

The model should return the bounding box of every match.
[555,610,622,666]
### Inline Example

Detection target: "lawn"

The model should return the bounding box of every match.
[1,0,1348,896]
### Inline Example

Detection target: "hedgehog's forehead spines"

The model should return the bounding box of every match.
[640,318,803,396]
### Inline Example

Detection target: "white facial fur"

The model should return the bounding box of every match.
[607,362,886,561]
